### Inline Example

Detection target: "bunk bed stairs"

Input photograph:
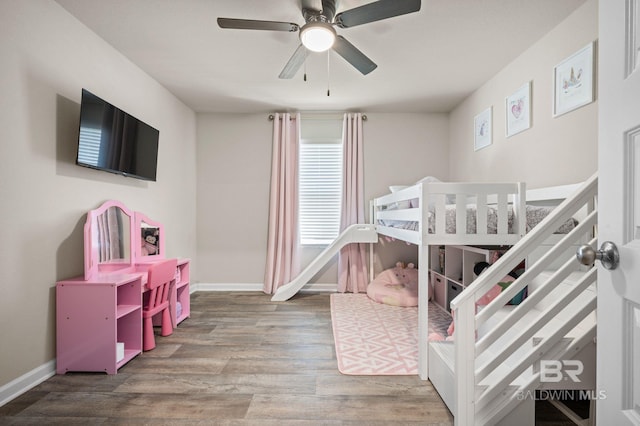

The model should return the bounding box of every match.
[431,174,598,426]
[271,223,378,301]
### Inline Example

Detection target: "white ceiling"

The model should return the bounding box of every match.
[55,0,586,114]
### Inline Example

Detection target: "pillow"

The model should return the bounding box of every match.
[388,185,411,209]
[415,176,442,185]
[413,176,455,207]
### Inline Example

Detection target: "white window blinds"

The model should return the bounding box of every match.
[77,126,102,167]
[299,140,342,245]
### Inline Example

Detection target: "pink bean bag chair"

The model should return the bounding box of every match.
[367,262,432,307]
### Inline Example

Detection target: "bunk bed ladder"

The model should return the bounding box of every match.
[450,173,598,426]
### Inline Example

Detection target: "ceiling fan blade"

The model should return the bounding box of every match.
[217,18,299,32]
[279,44,310,79]
[335,0,421,28]
[331,36,377,75]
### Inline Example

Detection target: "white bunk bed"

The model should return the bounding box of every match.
[374,181,519,380]
[370,180,582,379]
[370,176,597,425]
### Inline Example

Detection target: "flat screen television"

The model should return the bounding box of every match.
[76,89,159,181]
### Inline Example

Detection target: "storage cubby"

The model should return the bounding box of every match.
[429,245,508,312]
[116,305,142,368]
[432,273,447,309]
[174,259,191,325]
[117,280,141,311]
[56,275,142,374]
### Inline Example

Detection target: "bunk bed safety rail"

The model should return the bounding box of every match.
[374,184,422,207]
[372,181,526,246]
[449,172,598,426]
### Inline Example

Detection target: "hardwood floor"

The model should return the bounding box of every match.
[0,292,580,425]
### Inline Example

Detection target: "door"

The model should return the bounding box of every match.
[598,2,640,424]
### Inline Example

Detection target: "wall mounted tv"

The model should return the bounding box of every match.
[76,89,159,181]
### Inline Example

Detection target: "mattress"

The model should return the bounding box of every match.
[378,205,577,235]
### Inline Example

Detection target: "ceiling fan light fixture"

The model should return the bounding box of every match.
[300,22,336,52]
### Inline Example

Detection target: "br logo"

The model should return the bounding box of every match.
[540,360,583,383]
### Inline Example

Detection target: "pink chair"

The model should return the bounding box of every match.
[142,258,177,351]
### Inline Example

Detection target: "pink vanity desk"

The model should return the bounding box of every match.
[56,201,190,374]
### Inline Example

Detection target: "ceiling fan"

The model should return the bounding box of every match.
[217,0,421,79]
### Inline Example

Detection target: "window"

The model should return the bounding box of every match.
[77,126,102,167]
[298,116,343,246]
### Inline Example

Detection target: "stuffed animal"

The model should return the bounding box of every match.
[429,261,524,342]
[474,261,526,305]
[367,261,432,307]
[141,230,158,256]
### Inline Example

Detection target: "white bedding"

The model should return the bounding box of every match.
[378,205,577,235]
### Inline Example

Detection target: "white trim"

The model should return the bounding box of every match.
[192,282,338,293]
[193,282,262,292]
[0,283,339,407]
[0,359,55,407]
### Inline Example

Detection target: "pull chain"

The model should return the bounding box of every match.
[327,50,331,96]
[304,54,307,82]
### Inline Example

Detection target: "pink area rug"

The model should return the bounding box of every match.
[330,293,451,375]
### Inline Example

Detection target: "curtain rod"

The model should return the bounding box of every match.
[268,114,367,121]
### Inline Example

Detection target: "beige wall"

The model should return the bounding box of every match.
[449,0,598,188]
[364,113,450,273]
[0,0,197,389]
[196,113,272,285]
[196,112,449,286]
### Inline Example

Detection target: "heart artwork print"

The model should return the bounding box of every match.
[506,82,531,137]
[511,99,523,119]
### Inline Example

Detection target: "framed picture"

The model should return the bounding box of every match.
[553,42,595,117]
[474,107,492,151]
[506,81,532,137]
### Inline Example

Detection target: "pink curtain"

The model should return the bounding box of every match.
[263,113,301,294]
[338,113,368,293]
[97,207,122,262]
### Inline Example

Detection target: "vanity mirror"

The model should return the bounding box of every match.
[60,200,190,374]
[83,200,135,280]
[134,212,165,262]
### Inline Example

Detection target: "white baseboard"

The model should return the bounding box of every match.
[193,282,263,292]
[191,282,338,293]
[1,282,338,408]
[0,359,56,407]
[298,283,338,293]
